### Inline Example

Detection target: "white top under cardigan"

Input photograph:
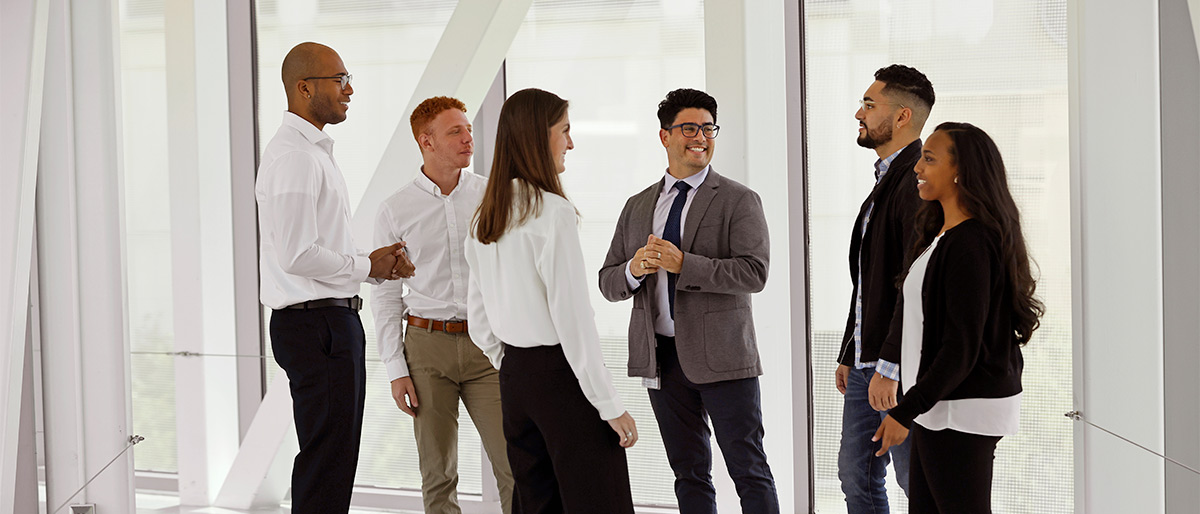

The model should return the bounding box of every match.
[465,187,626,421]
[901,232,1021,436]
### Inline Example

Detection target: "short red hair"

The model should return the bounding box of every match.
[410,96,468,143]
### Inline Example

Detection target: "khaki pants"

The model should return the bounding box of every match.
[405,327,513,514]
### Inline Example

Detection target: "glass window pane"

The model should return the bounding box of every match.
[804,1,1073,512]
[504,0,707,507]
[119,0,177,474]
[254,0,475,493]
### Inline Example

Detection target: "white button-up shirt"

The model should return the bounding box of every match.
[623,165,710,337]
[465,187,626,420]
[256,111,375,310]
[372,169,486,380]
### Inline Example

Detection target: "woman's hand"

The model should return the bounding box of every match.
[607,411,638,448]
[872,415,909,457]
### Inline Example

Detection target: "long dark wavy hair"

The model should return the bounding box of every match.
[472,88,570,245]
[911,122,1044,345]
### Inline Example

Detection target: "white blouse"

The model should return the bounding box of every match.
[464,187,625,421]
[901,233,1021,437]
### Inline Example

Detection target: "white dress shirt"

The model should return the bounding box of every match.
[623,166,711,337]
[465,186,626,420]
[372,169,485,381]
[901,234,1021,436]
[256,111,376,310]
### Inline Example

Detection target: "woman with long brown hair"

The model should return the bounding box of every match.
[872,122,1043,513]
[465,88,637,512]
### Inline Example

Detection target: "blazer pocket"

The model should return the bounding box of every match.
[702,307,758,372]
[628,307,651,368]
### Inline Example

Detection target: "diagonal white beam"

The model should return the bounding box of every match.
[1,0,50,511]
[1190,0,1200,61]
[218,1,532,506]
[213,373,297,509]
[351,0,534,243]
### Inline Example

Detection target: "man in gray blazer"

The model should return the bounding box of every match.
[599,88,778,513]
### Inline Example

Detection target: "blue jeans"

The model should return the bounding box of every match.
[838,367,911,514]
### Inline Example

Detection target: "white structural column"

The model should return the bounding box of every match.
[783,0,812,510]
[1,0,50,510]
[1069,0,1165,512]
[703,1,797,512]
[219,2,532,508]
[36,0,136,512]
[351,0,534,242]
[164,0,242,505]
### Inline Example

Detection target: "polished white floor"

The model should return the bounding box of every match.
[132,492,422,514]
[40,490,421,514]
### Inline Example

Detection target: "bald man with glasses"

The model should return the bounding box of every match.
[256,42,413,513]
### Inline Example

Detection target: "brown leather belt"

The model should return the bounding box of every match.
[406,315,469,333]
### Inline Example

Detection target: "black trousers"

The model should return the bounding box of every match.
[499,344,634,514]
[648,336,779,514]
[909,424,1002,514]
[270,306,367,514]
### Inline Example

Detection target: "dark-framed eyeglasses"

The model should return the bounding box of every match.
[303,73,353,91]
[664,122,720,139]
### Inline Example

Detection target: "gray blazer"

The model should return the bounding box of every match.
[598,168,769,384]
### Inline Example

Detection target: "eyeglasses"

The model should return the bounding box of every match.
[664,122,720,139]
[858,99,905,111]
[303,74,353,91]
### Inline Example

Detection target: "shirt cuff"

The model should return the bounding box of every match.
[875,359,901,381]
[351,254,373,284]
[624,259,644,290]
[383,357,410,382]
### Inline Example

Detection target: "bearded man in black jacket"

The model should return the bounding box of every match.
[834,64,935,514]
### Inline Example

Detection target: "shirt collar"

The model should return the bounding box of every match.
[662,165,710,194]
[282,111,333,151]
[874,146,906,182]
[413,167,469,198]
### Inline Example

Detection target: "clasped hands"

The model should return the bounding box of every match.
[630,235,684,278]
[369,242,416,280]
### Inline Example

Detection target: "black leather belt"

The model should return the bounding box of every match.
[283,296,363,311]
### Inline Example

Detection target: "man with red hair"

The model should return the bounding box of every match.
[372,96,513,513]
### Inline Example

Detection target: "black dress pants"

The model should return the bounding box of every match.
[648,336,779,514]
[499,344,634,514]
[270,306,367,514]
[909,424,1002,514]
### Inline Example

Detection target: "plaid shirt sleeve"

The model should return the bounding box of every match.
[875,359,901,381]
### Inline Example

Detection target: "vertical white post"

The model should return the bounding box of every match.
[783,0,812,510]
[165,0,241,505]
[1070,0,1165,512]
[0,0,48,507]
[37,0,136,511]
[704,1,796,511]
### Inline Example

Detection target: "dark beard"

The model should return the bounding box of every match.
[856,122,893,149]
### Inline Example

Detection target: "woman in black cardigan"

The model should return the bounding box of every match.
[871,122,1043,513]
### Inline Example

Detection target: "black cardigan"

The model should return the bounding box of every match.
[879,219,1024,429]
[837,139,923,367]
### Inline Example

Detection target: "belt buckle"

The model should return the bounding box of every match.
[443,320,464,333]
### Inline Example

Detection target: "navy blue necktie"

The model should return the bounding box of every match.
[664,181,691,319]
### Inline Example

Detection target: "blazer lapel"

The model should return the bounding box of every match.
[680,169,720,252]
